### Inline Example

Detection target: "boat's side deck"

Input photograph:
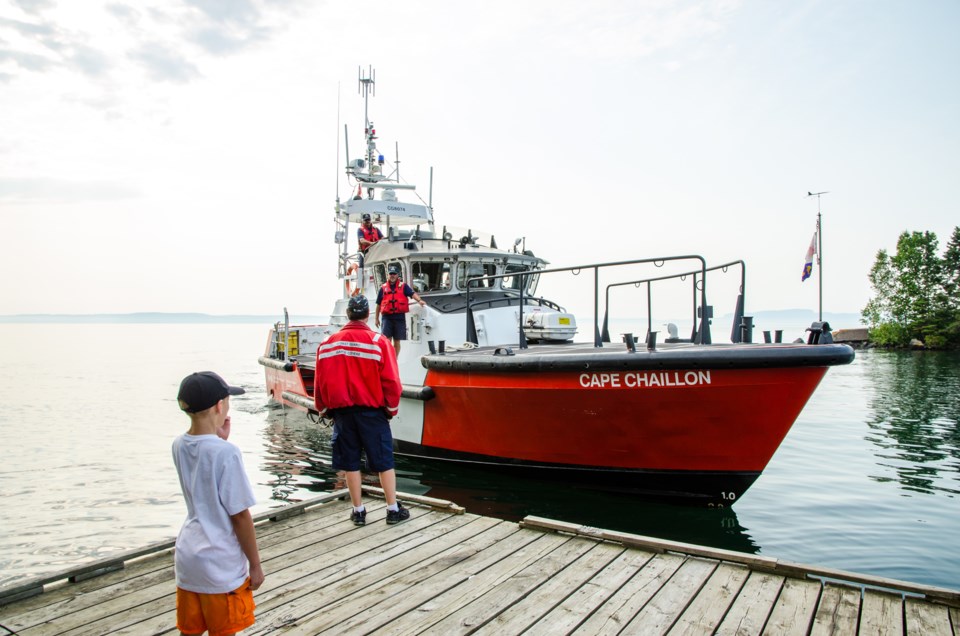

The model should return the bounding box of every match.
[288,341,855,374]
[419,341,856,372]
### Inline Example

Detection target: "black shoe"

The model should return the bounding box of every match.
[351,508,366,526]
[386,503,410,525]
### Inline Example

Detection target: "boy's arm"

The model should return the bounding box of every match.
[230,509,265,590]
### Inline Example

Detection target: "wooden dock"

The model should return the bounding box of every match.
[1,489,958,635]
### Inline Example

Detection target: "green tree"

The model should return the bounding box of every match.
[862,227,960,348]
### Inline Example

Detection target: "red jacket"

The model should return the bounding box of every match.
[313,321,401,417]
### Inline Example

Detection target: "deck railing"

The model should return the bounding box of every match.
[464,255,716,350]
[600,260,747,345]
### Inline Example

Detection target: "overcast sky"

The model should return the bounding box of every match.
[1,0,957,319]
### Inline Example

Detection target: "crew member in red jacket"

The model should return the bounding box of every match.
[313,294,409,526]
[357,213,383,258]
[376,264,426,355]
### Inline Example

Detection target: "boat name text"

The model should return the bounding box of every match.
[578,370,711,388]
[387,205,406,212]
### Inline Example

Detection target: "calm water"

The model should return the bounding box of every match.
[0,323,957,591]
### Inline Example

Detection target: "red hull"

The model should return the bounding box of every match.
[422,367,826,473]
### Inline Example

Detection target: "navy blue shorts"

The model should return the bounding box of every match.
[381,314,407,340]
[331,408,395,472]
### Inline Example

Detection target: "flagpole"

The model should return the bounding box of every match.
[807,191,829,322]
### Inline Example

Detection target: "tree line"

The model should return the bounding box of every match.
[862,226,960,349]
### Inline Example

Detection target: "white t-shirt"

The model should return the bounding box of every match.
[172,433,257,594]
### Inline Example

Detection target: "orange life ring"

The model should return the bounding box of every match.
[345,262,359,296]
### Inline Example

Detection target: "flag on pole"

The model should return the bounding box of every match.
[801,231,817,281]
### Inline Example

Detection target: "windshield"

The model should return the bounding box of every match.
[456,262,497,289]
[503,263,539,295]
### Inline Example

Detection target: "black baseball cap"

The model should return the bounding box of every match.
[388,264,400,274]
[361,213,371,221]
[177,371,244,413]
[347,294,370,318]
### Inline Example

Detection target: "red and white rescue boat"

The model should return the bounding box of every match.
[259,68,854,505]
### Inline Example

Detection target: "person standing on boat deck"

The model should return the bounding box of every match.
[314,294,410,526]
[357,213,383,264]
[173,371,264,636]
[376,264,426,355]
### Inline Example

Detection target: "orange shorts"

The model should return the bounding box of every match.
[176,578,255,636]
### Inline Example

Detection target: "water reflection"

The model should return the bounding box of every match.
[862,351,960,496]
[260,405,341,502]
[258,405,759,555]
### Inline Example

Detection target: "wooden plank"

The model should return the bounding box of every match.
[713,570,784,636]
[522,516,779,570]
[281,519,528,635]
[904,596,953,636]
[0,491,353,609]
[950,606,960,636]
[414,536,599,635]
[226,510,469,631]
[572,552,687,634]
[0,537,177,608]
[761,577,822,636]
[0,497,353,625]
[521,548,657,634]
[314,525,552,634]
[669,562,750,635]
[4,505,960,636]
[622,557,719,634]
[247,513,492,632]
[30,506,442,636]
[378,533,574,636]
[469,542,627,635]
[131,514,508,636]
[361,485,466,514]
[774,560,960,607]
[809,583,862,636]
[859,589,903,636]
[0,559,175,634]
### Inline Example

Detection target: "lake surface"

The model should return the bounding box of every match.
[0,323,957,591]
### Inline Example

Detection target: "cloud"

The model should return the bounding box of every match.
[128,40,200,83]
[11,0,55,15]
[0,46,55,72]
[1,0,307,87]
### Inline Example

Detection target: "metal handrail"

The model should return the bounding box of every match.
[464,255,709,349]
[600,260,746,344]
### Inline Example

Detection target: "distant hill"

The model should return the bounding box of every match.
[0,313,329,324]
[717,308,862,329]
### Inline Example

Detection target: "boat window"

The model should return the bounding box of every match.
[503,263,539,294]
[457,262,497,289]
[410,262,452,294]
[372,263,387,288]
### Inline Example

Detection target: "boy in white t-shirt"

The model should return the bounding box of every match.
[174,371,265,636]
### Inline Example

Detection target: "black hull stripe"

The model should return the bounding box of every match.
[394,440,759,505]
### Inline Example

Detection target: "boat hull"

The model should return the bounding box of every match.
[262,339,853,505]
[414,364,826,504]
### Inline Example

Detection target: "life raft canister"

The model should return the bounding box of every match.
[380,281,409,314]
